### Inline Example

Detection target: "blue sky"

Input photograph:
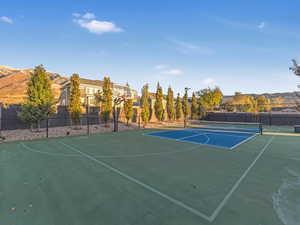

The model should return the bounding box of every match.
[1,0,300,95]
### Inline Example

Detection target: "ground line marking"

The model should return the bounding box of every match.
[209,135,275,221]
[59,141,212,222]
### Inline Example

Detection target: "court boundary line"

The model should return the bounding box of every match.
[143,133,232,150]
[229,134,257,150]
[209,135,275,220]
[58,135,274,222]
[144,130,256,150]
[18,135,274,223]
[59,141,212,222]
[21,142,201,159]
[145,129,256,139]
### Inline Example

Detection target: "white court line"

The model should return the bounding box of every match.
[229,134,257,150]
[21,142,80,157]
[209,136,275,221]
[144,131,254,150]
[50,135,274,223]
[59,141,212,222]
[144,133,232,150]
[21,142,199,159]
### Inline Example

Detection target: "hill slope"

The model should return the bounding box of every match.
[0,66,68,104]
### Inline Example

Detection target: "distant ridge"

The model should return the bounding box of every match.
[0,66,68,104]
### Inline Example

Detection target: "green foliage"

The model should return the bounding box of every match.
[101,77,113,124]
[166,86,175,120]
[197,87,223,111]
[198,103,207,119]
[124,99,133,125]
[191,92,198,119]
[182,88,190,120]
[154,82,164,121]
[175,93,182,120]
[231,92,257,112]
[224,93,272,113]
[69,73,82,124]
[140,84,150,126]
[18,104,45,128]
[19,65,55,128]
[256,95,271,112]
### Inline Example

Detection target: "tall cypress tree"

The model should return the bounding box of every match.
[191,92,198,119]
[175,93,182,120]
[182,88,190,121]
[101,77,113,126]
[19,65,54,130]
[140,84,150,127]
[124,98,133,126]
[69,73,82,125]
[166,86,175,120]
[154,82,164,121]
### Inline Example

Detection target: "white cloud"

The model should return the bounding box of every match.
[82,13,95,20]
[0,16,13,24]
[154,64,168,70]
[171,40,214,55]
[258,22,265,29]
[160,69,183,75]
[202,78,215,86]
[72,13,81,18]
[72,13,123,35]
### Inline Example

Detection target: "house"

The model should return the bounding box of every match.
[59,78,138,106]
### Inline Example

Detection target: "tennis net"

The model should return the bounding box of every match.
[186,120,263,134]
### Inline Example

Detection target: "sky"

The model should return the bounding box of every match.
[1,0,300,96]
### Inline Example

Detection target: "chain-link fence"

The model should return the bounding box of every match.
[0,104,139,142]
[206,112,300,126]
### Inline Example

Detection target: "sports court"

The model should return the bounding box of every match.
[145,129,257,149]
[1,124,300,225]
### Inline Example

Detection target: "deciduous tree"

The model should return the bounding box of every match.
[18,65,55,130]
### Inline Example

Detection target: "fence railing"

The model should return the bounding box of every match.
[206,112,300,126]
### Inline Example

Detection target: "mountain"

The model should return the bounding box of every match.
[222,92,300,107]
[0,66,69,104]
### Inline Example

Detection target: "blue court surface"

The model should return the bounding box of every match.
[145,129,257,150]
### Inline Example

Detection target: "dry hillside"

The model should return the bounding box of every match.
[0,66,68,104]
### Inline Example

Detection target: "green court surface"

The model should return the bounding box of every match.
[1,129,300,225]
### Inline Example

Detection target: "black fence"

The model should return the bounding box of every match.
[206,112,300,126]
[0,105,104,131]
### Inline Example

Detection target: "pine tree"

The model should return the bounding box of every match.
[182,88,190,122]
[124,98,133,125]
[101,77,113,126]
[154,82,164,121]
[166,86,175,120]
[19,65,54,130]
[175,93,182,120]
[140,84,150,127]
[69,73,82,125]
[191,92,198,119]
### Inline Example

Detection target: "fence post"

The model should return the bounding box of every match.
[86,96,90,136]
[0,103,2,137]
[46,116,49,138]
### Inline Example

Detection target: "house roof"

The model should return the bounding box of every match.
[62,78,134,92]
[79,78,104,86]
